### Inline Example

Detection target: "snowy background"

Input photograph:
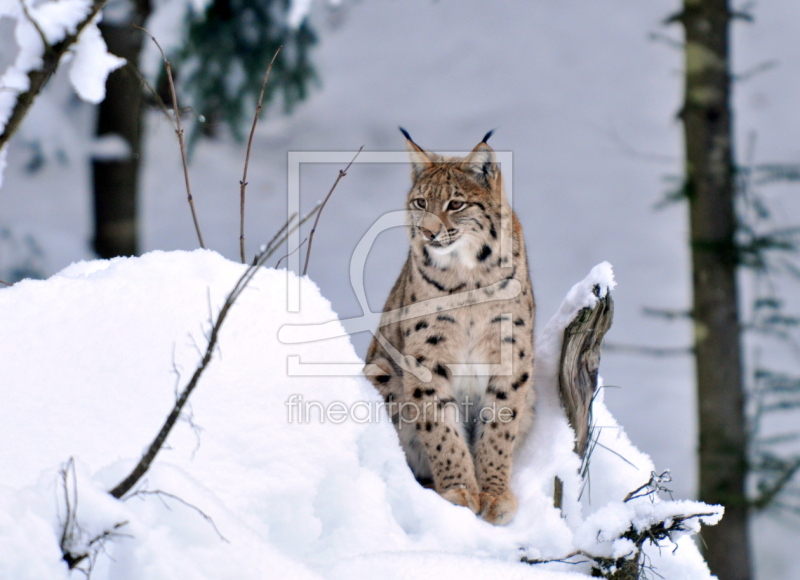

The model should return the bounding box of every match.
[1,0,800,578]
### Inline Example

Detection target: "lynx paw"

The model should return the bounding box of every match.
[441,486,481,514]
[480,490,518,525]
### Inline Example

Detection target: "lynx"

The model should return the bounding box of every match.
[364,129,535,525]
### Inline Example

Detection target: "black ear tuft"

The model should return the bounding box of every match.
[399,126,413,141]
[481,130,494,144]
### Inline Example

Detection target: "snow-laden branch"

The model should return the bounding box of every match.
[0,0,124,162]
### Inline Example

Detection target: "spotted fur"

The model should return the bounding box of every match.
[364,130,535,525]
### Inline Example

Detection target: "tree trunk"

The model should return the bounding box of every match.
[92,0,151,258]
[678,2,752,578]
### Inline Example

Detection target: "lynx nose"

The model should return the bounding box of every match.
[420,227,441,242]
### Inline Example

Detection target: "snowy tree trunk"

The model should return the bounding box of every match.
[92,0,152,258]
[559,285,614,457]
[677,1,752,578]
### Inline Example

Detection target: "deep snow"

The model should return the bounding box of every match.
[0,252,719,578]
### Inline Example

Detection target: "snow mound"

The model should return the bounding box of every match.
[0,251,716,578]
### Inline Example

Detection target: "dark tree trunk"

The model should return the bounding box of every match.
[678,1,752,578]
[92,0,151,258]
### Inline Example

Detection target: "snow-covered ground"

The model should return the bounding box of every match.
[0,252,720,578]
[1,0,800,577]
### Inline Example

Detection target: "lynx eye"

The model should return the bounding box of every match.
[448,200,465,211]
[412,198,427,210]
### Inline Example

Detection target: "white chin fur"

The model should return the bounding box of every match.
[427,235,481,269]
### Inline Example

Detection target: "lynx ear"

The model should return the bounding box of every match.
[400,127,433,180]
[462,135,497,187]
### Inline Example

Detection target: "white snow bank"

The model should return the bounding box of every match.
[0,251,717,578]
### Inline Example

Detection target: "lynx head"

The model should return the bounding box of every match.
[401,128,505,268]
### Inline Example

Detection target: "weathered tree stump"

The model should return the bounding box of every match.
[559,284,614,458]
[552,285,614,512]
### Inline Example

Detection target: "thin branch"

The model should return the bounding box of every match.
[0,0,107,150]
[642,306,692,320]
[65,521,129,572]
[108,209,319,500]
[127,489,228,542]
[58,458,130,571]
[0,278,11,286]
[521,551,588,566]
[59,458,77,561]
[733,60,778,83]
[276,237,307,269]
[752,456,800,509]
[593,438,639,469]
[303,146,363,276]
[19,0,50,51]
[253,212,296,265]
[125,61,173,120]
[604,342,694,357]
[647,31,683,51]
[134,25,205,250]
[624,470,674,502]
[240,46,282,263]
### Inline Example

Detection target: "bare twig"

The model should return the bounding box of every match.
[593,438,638,469]
[276,237,307,269]
[59,458,79,563]
[58,458,130,570]
[134,25,205,250]
[108,209,319,500]
[127,489,228,542]
[522,510,719,579]
[520,550,589,566]
[0,0,107,150]
[624,470,674,503]
[303,146,363,276]
[733,59,778,83]
[253,212,296,265]
[751,456,800,509]
[19,0,50,51]
[240,46,282,263]
[603,342,693,357]
[125,61,172,119]
[642,306,692,320]
[0,278,11,286]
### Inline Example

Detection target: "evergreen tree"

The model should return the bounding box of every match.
[176,0,317,143]
[673,1,750,577]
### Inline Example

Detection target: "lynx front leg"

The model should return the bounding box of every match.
[402,363,481,514]
[473,369,531,525]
